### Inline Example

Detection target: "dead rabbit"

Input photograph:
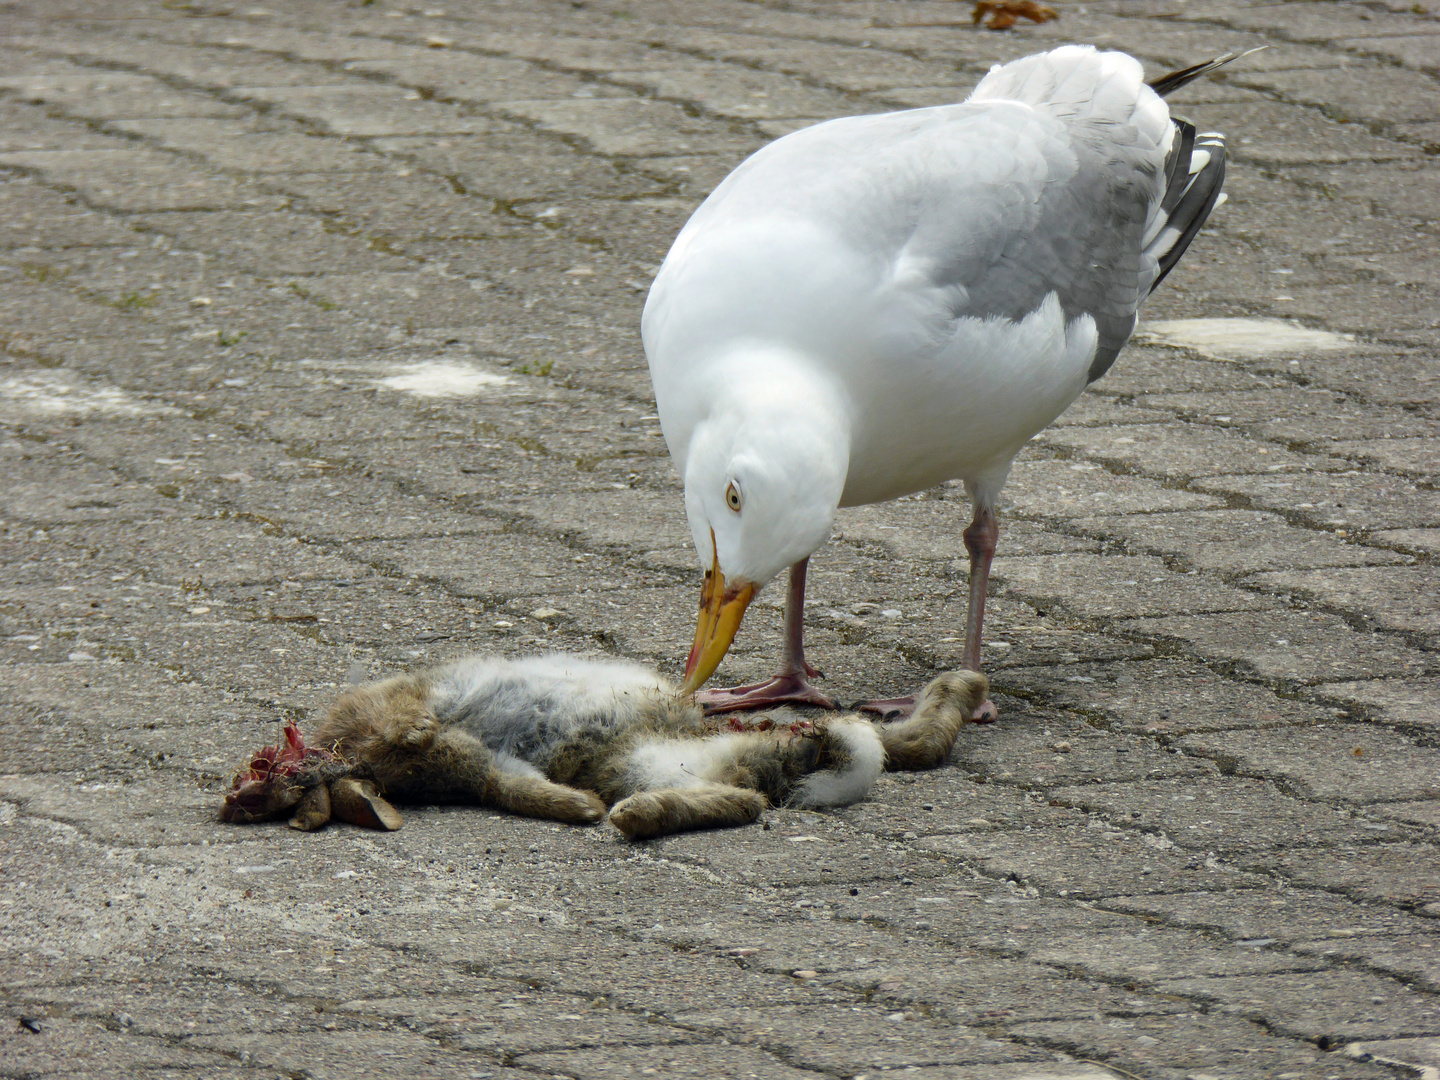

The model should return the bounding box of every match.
[222,654,988,840]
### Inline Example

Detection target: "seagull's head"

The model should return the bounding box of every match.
[677,396,849,693]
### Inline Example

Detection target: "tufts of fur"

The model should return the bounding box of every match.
[231,653,988,839]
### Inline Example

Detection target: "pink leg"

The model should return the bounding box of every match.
[961,501,999,723]
[694,558,838,714]
[858,500,1000,723]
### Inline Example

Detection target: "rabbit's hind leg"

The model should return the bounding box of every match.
[485,755,607,825]
[609,783,765,840]
[391,730,606,825]
[877,670,989,771]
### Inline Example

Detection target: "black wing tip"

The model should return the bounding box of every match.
[1147,46,1268,98]
[1152,131,1227,291]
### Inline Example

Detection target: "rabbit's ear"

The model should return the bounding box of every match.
[329,778,403,830]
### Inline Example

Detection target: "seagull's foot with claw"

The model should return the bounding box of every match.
[694,672,837,714]
[856,696,915,721]
[859,695,999,723]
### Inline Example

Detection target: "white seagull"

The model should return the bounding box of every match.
[643,46,1241,717]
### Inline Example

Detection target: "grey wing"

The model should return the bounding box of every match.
[904,112,1224,383]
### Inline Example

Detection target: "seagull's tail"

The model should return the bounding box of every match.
[1147,48,1267,99]
[1146,119,1227,292]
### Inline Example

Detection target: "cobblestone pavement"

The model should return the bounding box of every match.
[0,0,1437,1077]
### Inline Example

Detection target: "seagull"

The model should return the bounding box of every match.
[643,45,1242,717]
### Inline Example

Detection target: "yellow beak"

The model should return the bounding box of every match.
[680,533,755,694]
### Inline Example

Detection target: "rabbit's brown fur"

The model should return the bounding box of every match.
[305,655,988,839]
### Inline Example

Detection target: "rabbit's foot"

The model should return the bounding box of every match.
[877,669,989,771]
[609,784,765,840]
[288,783,333,831]
[490,772,606,824]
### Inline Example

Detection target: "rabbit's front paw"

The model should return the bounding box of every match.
[384,711,440,752]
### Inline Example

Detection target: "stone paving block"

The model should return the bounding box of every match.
[186,1028,522,1080]
[0,148,289,212]
[1344,32,1440,69]
[996,553,1272,619]
[1194,470,1440,532]
[956,708,1220,786]
[1156,968,1440,1043]
[1002,657,1331,735]
[1136,386,1440,446]
[1369,801,1440,831]
[627,806,948,889]
[1002,460,1226,518]
[840,773,1088,838]
[608,64,856,122]
[1223,2,1440,41]
[1036,422,1340,480]
[1096,344,1290,395]
[0,174,141,249]
[1048,775,1399,853]
[1121,608,1433,684]
[1263,281,1440,335]
[1284,351,1440,407]
[1396,119,1440,151]
[1261,843,1440,908]
[1374,528,1440,557]
[1291,934,1440,994]
[497,97,755,156]
[916,826,1265,899]
[1313,677,1440,733]
[1209,100,1422,166]
[1247,565,1440,638]
[669,1003,1043,1071]
[1325,246,1440,292]
[1102,887,1436,944]
[486,939,853,1016]
[345,48,616,104]
[229,83,493,138]
[823,951,1192,1028]
[0,70,251,120]
[112,117,395,173]
[1231,64,1440,125]
[130,202,418,272]
[1326,436,1440,477]
[1346,1038,1440,1080]
[1068,509,1404,575]
[1026,922,1327,982]
[370,133,662,201]
[336,991,690,1053]
[838,499,1097,565]
[519,1041,830,1079]
[693,37,961,93]
[1286,161,1440,226]
[1007,1010,1380,1080]
[258,172,517,239]
[0,1016,233,1076]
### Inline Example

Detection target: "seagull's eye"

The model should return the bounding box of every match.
[725,481,743,513]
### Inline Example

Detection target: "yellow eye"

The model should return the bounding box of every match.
[725,481,742,512]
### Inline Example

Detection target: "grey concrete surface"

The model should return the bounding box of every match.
[0,1,1436,1077]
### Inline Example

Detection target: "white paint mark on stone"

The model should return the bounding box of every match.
[1137,318,1354,361]
[0,374,176,418]
[375,360,510,398]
